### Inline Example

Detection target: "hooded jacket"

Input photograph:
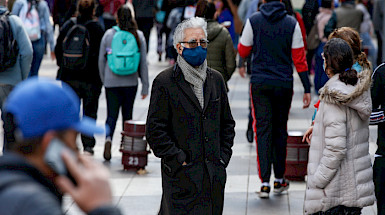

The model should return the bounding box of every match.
[0,152,122,215]
[206,20,235,85]
[238,1,309,92]
[0,7,32,85]
[304,68,375,214]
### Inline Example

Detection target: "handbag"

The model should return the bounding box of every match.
[307,21,320,50]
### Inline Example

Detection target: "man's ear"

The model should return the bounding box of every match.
[176,43,183,55]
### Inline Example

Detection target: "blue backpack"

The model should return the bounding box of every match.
[107,26,140,76]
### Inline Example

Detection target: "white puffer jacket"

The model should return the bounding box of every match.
[304,68,375,214]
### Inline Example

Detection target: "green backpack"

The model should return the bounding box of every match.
[107,26,140,75]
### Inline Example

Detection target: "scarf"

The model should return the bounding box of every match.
[177,55,207,108]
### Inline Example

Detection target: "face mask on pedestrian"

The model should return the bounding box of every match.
[181,46,207,67]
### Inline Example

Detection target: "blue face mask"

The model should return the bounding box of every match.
[182,46,207,67]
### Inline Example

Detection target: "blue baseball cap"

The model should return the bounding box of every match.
[4,78,108,139]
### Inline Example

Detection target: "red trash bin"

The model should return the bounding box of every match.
[285,131,309,181]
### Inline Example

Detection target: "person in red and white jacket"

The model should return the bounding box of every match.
[237,0,311,199]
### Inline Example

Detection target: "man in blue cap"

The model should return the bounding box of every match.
[0,78,122,215]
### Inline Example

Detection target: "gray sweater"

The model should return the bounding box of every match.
[98,29,149,95]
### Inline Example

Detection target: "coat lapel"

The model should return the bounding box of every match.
[173,65,203,112]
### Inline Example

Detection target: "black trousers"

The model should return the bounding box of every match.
[105,86,138,140]
[65,81,101,149]
[374,157,385,215]
[136,17,154,53]
[250,83,292,182]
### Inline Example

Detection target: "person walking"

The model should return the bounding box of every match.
[12,0,55,77]
[373,0,385,66]
[371,62,385,215]
[132,0,156,53]
[0,78,122,215]
[303,38,375,215]
[0,0,33,151]
[324,0,363,38]
[313,0,333,94]
[146,17,235,214]
[195,0,236,91]
[99,5,149,161]
[238,0,311,198]
[55,0,105,155]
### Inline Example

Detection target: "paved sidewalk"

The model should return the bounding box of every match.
[2,28,379,214]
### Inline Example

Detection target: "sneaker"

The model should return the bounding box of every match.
[274,179,290,194]
[258,186,270,199]
[84,147,94,155]
[246,128,253,143]
[103,139,112,161]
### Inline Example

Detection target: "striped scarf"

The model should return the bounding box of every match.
[177,55,207,108]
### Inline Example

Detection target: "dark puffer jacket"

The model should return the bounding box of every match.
[206,20,236,87]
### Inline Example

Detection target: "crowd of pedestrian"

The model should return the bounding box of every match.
[0,0,385,214]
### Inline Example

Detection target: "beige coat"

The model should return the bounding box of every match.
[304,68,375,214]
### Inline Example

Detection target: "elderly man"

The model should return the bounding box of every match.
[146,17,236,215]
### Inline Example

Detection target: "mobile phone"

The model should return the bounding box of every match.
[222,21,231,27]
[44,138,75,175]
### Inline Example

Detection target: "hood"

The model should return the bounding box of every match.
[260,1,287,23]
[319,67,372,120]
[207,20,224,41]
[0,153,62,198]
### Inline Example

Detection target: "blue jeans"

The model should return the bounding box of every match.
[361,32,378,69]
[314,42,329,94]
[29,35,46,77]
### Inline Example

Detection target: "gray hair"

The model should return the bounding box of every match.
[173,17,208,50]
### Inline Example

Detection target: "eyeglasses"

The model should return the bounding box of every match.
[180,39,209,48]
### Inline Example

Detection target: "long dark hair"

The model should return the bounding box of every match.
[195,0,216,19]
[77,0,95,20]
[323,38,358,86]
[117,5,140,49]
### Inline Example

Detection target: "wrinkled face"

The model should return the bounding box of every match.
[176,28,207,55]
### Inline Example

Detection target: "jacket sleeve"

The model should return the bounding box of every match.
[11,15,33,80]
[40,1,55,51]
[238,19,253,58]
[371,65,385,109]
[224,30,236,81]
[145,76,187,171]
[324,11,337,39]
[11,0,23,15]
[138,31,149,95]
[98,33,108,84]
[219,75,235,166]
[312,103,347,189]
[88,205,122,215]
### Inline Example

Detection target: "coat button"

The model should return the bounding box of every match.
[202,114,207,120]
[205,137,209,142]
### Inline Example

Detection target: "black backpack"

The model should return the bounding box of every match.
[62,18,92,70]
[0,11,19,72]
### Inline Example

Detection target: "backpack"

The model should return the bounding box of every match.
[307,20,320,50]
[107,26,140,76]
[20,0,41,41]
[62,18,92,70]
[0,11,19,72]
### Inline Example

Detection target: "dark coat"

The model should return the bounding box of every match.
[0,153,122,215]
[146,64,235,215]
[55,16,104,86]
[206,20,236,84]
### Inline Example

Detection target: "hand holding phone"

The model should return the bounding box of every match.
[55,151,113,213]
[44,138,76,175]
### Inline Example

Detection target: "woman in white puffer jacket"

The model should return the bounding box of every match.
[303,38,375,215]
